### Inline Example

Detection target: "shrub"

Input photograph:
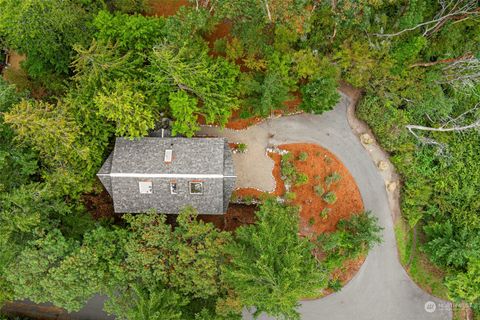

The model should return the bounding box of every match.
[295,173,309,186]
[281,152,293,162]
[237,143,247,153]
[285,192,296,201]
[314,185,325,197]
[320,208,330,220]
[317,211,383,260]
[298,151,308,161]
[243,195,254,205]
[281,152,297,185]
[325,172,342,187]
[328,279,343,292]
[323,192,337,204]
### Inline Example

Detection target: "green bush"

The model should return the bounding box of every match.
[314,185,325,197]
[328,279,343,292]
[236,143,247,153]
[325,172,342,187]
[320,208,330,220]
[281,152,298,185]
[322,192,337,204]
[298,151,308,161]
[285,192,296,201]
[317,211,383,260]
[295,173,309,186]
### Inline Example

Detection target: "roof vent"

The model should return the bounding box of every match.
[164,149,173,163]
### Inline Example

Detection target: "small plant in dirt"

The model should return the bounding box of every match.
[243,195,254,205]
[237,143,248,153]
[231,192,239,202]
[295,173,309,186]
[328,279,343,292]
[298,151,308,161]
[319,208,331,220]
[315,151,322,157]
[325,172,342,187]
[282,152,293,162]
[324,156,332,164]
[313,174,321,181]
[323,191,337,204]
[314,184,324,197]
[308,216,316,226]
[284,191,296,201]
[281,152,298,185]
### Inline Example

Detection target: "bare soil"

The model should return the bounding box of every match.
[146,0,190,17]
[280,144,364,236]
[235,143,364,235]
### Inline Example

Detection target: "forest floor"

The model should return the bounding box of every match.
[146,0,189,17]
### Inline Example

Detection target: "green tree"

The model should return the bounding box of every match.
[445,257,480,312]
[224,200,326,319]
[149,43,240,136]
[0,0,92,78]
[5,230,78,309]
[0,79,37,192]
[300,58,340,114]
[123,208,232,299]
[93,11,166,53]
[4,99,89,169]
[94,81,157,138]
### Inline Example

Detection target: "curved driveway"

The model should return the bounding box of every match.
[201,94,452,320]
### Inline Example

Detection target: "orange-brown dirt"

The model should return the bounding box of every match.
[146,0,190,17]
[282,144,364,236]
[235,143,364,236]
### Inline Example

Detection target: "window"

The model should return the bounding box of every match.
[139,181,153,194]
[189,182,203,194]
[170,182,178,194]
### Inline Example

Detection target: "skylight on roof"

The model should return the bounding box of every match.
[164,149,173,163]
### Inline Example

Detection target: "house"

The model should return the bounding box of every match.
[97,137,236,214]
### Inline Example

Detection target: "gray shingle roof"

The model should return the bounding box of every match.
[97,137,236,214]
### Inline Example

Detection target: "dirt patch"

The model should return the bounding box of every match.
[198,204,257,232]
[281,144,363,235]
[2,51,27,84]
[7,51,25,70]
[205,20,232,51]
[331,255,366,286]
[82,190,119,222]
[146,0,190,17]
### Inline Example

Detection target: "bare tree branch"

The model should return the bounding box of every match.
[409,53,474,68]
[406,120,480,133]
[373,0,479,37]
